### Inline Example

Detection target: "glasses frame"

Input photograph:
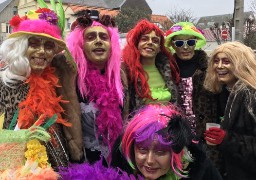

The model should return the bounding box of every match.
[172,39,197,48]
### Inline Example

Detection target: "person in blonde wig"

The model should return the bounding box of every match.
[204,41,256,180]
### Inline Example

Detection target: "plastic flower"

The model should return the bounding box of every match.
[39,11,58,25]
[36,8,51,13]
[25,139,49,168]
[191,26,202,34]
[171,25,182,32]
[9,15,23,27]
[182,25,191,30]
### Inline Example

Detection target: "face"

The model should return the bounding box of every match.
[83,26,111,69]
[138,31,161,61]
[171,35,197,60]
[213,52,237,87]
[134,141,171,180]
[26,36,57,73]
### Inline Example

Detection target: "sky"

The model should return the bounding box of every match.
[146,0,252,18]
[0,0,252,18]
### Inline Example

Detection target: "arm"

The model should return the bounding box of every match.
[52,54,84,162]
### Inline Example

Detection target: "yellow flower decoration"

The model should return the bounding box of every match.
[26,10,40,20]
[25,139,48,168]
[182,24,191,30]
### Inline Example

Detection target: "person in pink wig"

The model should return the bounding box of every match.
[65,10,128,164]
[111,104,222,180]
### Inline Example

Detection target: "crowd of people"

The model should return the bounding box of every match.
[0,2,256,180]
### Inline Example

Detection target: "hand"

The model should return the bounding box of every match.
[204,127,226,145]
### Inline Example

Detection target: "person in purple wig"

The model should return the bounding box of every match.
[65,10,129,164]
[111,104,222,180]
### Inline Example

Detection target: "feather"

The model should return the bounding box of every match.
[42,114,58,130]
[50,0,56,12]
[56,1,65,38]
[8,109,19,130]
[34,114,46,127]
[36,0,48,8]
[157,114,194,153]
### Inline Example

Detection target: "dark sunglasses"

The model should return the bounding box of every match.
[173,39,197,48]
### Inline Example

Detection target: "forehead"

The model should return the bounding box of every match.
[135,138,171,151]
[215,52,228,59]
[84,26,109,35]
[142,31,159,37]
[173,35,196,40]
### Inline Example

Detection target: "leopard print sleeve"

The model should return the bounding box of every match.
[0,80,29,129]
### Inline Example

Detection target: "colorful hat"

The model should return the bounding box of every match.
[165,22,206,51]
[8,8,65,53]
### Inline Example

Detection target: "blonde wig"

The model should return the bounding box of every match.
[204,41,256,93]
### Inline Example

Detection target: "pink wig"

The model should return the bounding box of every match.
[121,104,185,176]
[67,21,123,104]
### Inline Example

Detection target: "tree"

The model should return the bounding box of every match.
[115,7,150,33]
[210,22,222,45]
[166,6,196,24]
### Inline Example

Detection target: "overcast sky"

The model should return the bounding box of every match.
[0,0,252,18]
[146,0,252,17]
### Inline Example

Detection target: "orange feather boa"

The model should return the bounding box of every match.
[18,67,71,129]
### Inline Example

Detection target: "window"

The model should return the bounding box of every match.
[66,18,71,30]
[6,23,12,33]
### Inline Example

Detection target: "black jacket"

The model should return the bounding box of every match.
[219,83,256,180]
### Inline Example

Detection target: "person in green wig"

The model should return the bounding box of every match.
[165,22,224,176]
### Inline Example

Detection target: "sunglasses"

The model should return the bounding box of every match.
[172,39,197,48]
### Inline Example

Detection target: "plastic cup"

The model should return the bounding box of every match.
[206,123,220,146]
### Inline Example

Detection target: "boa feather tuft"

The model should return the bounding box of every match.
[59,159,142,180]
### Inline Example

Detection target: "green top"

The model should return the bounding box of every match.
[143,65,171,104]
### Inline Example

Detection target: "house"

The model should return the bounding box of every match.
[197,11,255,30]
[0,0,19,44]
[17,0,152,32]
[151,14,173,31]
[196,12,255,52]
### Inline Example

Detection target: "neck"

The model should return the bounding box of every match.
[141,57,156,66]
[226,80,238,91]
[91,62,106,71]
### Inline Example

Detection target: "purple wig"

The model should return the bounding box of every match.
[67,21,123,104]
[121,104,185,176]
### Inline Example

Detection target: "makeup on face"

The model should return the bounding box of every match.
[28,36,56,51]
[83,26,111,69]
[138,31,161,63]
[134,140,171,180]
[26,36,57,73]
[213,52,237,88]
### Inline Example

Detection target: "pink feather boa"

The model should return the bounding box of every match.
[85,63,123,157]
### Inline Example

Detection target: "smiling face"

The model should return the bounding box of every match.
[83,26,111,69]
[138,31,160,62]
[171,35,196,60]
[26,36,57,73]
[213,52,237,88]
[134,141,171,180]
